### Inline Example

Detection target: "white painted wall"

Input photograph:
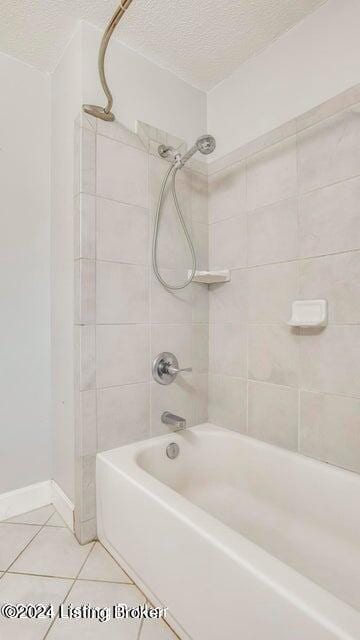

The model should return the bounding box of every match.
[81,22,207,146]
[51,28,82,503]
[0,52,51,493]
[208,0,360,159]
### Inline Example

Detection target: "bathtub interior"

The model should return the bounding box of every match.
[135,425,360,611]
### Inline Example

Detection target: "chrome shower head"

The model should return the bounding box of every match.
[178,134,216,166]
[196,135,216,155]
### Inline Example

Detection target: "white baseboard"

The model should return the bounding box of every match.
[0,479,75,532]
[0,480,52,521]
[51,480,74,532]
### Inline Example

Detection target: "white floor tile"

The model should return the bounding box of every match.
[11,527,93,578]
[47,580,144,639]
[78,542,132,584]
[0,573,72,640]
[141,619,179,639]
[5,505,54,525]
[0,523,40,571]
[46,511,67,528]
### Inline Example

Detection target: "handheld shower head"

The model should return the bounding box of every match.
[196,135,216,155]
[178,134,216,166]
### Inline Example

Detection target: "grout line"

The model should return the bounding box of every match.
[207,246,360,269]
[5,570,132,586]
[94,192,149,213]
[1,514,54,577]
[79,189,148,212]
[42,541,96,640]
[143,599,182,640]
[94,258,149,266]
[206,372,360,402]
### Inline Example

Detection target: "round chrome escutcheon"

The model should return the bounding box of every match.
[166,442,180,460]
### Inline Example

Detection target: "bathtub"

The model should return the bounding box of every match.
[96,423,360,640]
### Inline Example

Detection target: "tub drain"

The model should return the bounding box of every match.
[166,443,179,459]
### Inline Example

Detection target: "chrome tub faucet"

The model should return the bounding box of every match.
[161,412,186,431]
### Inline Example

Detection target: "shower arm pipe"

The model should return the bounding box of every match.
[83,0,134,121]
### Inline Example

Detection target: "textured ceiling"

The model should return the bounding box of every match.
[1,0,327,90]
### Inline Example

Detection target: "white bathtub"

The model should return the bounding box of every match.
[96,423,360,640]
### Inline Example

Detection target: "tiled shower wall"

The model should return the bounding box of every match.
[74,115,208,542]
[208,87,360,476]
[74,85,360,542]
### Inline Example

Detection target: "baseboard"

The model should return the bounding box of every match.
[51,480,74,532]
[0,480,52,521]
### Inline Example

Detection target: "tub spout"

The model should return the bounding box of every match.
[161,412,186,431]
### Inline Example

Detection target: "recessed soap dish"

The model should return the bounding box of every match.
[288,299,328,328]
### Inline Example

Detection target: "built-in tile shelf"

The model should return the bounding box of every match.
[190,270,231,284]
[288,299,328,328]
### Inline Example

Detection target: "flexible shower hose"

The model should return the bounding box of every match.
[152,163,196,290]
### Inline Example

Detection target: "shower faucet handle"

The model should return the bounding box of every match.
[152,352,192,385]
[167,365,192,375]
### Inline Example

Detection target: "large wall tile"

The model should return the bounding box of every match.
[149,156,191,223]
[248,262,298,323]
[209,323,247,378]
[300,326,360,397]
[300,391,360,473]
[75,454,96,522]
[153,228,195,270]
[248,381,298,451]
[192,323,209,373]
[74,259,95,325]
[299,252,360,324]
[96,198,149,265]
[208,161,246,223]
[298,110,360,193]
[97,136,148,208]
[74,194,96,260]
[191,172,208,224]
[246,137,297,211]
[150,375,195,435]
[74,326,96,391]
[151,324,192,375]
[208,374,247,432]
[79,127,96,195]
[247,198,297,266]
[193,374,208,424]
[248,324,299,387]
[298,177,360,258]
[96,325,149,388]
[97,383,150,451]
[75,390,97,457]
[192,283,209,323]
[209,215,247,269]
[151,193,194,270]
[96,262,149,324]
[150,271,193,324]
[97,120,145,151]
[209,268,247,324]
[192,222,209,270]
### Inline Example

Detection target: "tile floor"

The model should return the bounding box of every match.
[0,505,178,639]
